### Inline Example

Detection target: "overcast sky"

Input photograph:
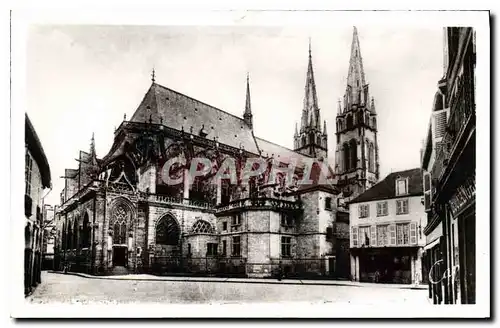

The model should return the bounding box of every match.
[27,25,444,206]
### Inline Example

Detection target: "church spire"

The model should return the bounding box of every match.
[301,39,320,131]
[345,26,368,107]
[243,73,253,129]
[90,132,95,156]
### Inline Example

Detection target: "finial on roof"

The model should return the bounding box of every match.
[151,67,156,83]
[323,120,327,134]
[308,37,312,57]
[124,113,126,121]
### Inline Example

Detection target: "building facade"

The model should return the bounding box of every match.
[25,114,52,295]
[349,168,426,284]
[421,27,476,304]
[42,204,56,270]
[52,27,379,279]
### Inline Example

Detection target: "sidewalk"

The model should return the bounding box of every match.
[48,271,427,290]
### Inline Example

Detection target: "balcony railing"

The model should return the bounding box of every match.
[215,197,302,214]
[148,194,213,210]
[432,65,475,185]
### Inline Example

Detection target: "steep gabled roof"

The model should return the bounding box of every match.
[349,168,423,204]
[130,83,260,154]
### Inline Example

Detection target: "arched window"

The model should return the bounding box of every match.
[343,143,350,171]
[301,136,306,147]
[110,202,131,245]
[372,117,377,130]
[73,219,78,250]
[156,215,180,245]
[346,115,353,129]
[317,135,321,145]
[309,132,315,145]
[25,223,31,249]
[67,223,73,250]
[350,139,358,170]
[61,223,66,250]
[82,213,91,248]
[191,220,214,234]
[369,143,375,172]
[365,113,370,126]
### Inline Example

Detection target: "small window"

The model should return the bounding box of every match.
[231,214,241,226]
[396,177,409,196]
[326,227,334,241]
[376,201,388,217]
[232,236,241,257]
[187,243,192,256]
[358,204,369,218]
[325,197,332,211]
[280,213,294,227]
[206,243,218,256]
[396,199,409,215]
[222,240,227,256]
[222,222,228,231]
[281,236,292,257]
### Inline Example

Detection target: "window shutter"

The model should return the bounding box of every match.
[396,200,401,214]
[366,204,369,217]
[389,224,396,246]
[410,222,417,245]
[351,226,358,248]
[423,171,432,212]
[370,226,376,247]
[432,109,449,140]
[376,203,381,216]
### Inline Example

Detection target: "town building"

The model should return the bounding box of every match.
[53,27,378,279]
[42,204,57,270]
[25,114,52,295]
[348,168,427,284]
[421,27,476,304]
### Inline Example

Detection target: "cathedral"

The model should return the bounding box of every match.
[53,27,380,279]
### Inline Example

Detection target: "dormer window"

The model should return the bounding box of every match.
[396,177,409,196]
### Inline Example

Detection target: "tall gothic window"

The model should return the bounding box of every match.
[67,223,73,250]
[301,136,306,147]
[82,213,91,248]
[156,215,180,245]
[346,115,353,129]
[73,219,78,249]
[349,139,358,170]
[343,143,350,171]
[368,142,375,172]
[110,204,130,245]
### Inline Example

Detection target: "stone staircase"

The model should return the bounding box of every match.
[110,266,129,276]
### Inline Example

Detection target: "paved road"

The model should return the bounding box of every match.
[28,271,431,305]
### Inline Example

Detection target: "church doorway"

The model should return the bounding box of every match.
[113,246,128,267]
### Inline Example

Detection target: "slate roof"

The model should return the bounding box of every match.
[349,168,423,204]
[130,83,261,154]
[255,137,311,166]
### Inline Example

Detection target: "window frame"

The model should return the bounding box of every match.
[358,204,369,218]
[376,225,389,247]
[376,201,388,217]
[206,243,218,257]
[281,236,292,257]
[325,197,332,211]
[231,236,241,257]
[396,199,409,215]
[396,223,410,246]
[395,177,409,196]
[231,214,242,226]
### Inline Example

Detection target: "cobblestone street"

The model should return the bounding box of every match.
[27,272,431,305]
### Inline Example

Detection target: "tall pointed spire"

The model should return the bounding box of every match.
[337,98,342,114]
[151,67,156,83]
[346,26,367,106]
[294,122,298,137]
[302,39,320,131]
[323,120,327,135]
[243,72,253,129]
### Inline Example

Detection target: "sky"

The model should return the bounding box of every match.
[26,25,444,207]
